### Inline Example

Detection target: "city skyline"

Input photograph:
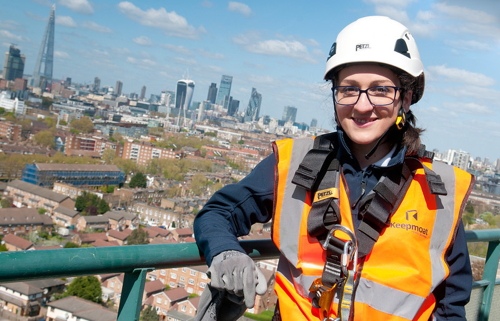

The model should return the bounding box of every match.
[0,1,499,161]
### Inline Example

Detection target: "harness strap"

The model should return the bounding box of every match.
[356,162,413,257]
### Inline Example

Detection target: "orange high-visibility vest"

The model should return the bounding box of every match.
[272,137,474,321]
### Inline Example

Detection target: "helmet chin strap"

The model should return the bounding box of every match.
[364,105,407,160]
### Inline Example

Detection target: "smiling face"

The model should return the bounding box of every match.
[335,64,412,156]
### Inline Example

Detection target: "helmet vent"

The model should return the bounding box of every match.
[327,43,337,60]
[394,38,410,58]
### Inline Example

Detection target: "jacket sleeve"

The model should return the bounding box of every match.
[194,155,276,266]
[433,222,472,320]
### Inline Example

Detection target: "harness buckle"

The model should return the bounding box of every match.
[309,277,337,320]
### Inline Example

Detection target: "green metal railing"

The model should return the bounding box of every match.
[0,229,498,321]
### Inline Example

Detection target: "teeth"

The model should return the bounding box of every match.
[355,119,370,123]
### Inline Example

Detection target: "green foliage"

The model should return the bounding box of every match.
[41,97,53,109]
[129,172,147,188]
[70,117,94,134]
[75,192,110,215]
[465,201,474,214]
[141,306,159,321]
[244,310,275,321]
[188,293,199,298]
[59,119,67,126]
[63,242,79,248]
[38,208,47,215]
[238,140,245,145]
[0,198,12,208]
[462,211,475,226]
[204,132,216,137]
[33,130,55,148]
[0,244,8,251]
[62,276,102,303]
[0,107,5,114]
[101,148,116,164]
[127,227,149,245]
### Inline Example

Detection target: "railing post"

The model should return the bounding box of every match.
[117,267,154,321]
[479,240,500,321]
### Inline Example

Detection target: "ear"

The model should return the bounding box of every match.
[403,90,413,112]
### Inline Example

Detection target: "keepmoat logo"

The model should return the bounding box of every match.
[390,210,429,237]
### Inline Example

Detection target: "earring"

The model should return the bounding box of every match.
[395,108,406,130]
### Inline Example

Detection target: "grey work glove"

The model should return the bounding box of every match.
[207,250,268,309]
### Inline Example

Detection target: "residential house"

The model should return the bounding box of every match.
[103,210,140,231]
[92,239,120,247]
[5,180,75,214]
[71,232,108,246]
[168,296,200,321]
[151,265,208,296]
[130,202,180,228]
[114,188,167,208]
[23,279,66,306]
[106,229,129,245]
[76,215,110,232]
[0,282,43,317]
[2,233,34,251]
[171,228,193,242]
[101,274,124,307]
[144,226,172,242]
[46,296,117,321]
[143,279,165,302]
[0,208,53,236]
[145,287,189,320]
[52,206,80,228]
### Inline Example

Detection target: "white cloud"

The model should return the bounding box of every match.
[54,51,69,58]
[364,0,416,6]
[81,21,113,33]
[160,44,192,55]
[228,2,252,17]
[58,0,94,15]
[441,102,493,115]
[197,49,225,60]
[201,1,213,8]
[173,57,198,66]
[0,30,29,42]
[117,2,205,39]
[434,3,498,24]
[427,65,495,86]
[244,39,317,63]
[56,16,78,28]
[444,39,491,52]
[126,57,137,64]
[133,36,153,46]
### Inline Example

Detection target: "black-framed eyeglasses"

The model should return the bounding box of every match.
[332,86,402,106]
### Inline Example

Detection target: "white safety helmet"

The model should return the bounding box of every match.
[325,16,425,104]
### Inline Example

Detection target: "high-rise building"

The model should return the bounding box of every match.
[3,45,25,81]
[244,88,262,122]
[175,79,195,126]
[223,95,232,110]
[115,81,123,97]
[32,5,55,90]
[140,86,146,100]
[93,77,101,93]
[228,99,239,117]
[282,106,297,123]
[216,75,232,105]
[310,118,318,128]
[207,83,217,104]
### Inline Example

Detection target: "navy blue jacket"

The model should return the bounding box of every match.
[195,134,471,320]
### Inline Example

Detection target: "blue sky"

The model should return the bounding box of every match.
[1,0,500,162]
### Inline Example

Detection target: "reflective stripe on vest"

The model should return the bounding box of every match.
[272,138,474,320]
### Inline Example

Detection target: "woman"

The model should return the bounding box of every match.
[195,16,473,320]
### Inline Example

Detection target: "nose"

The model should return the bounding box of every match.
[353,91,374,114]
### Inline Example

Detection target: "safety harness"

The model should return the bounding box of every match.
[291,133,447,321]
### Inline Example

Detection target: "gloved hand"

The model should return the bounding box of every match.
[207,250,268,308]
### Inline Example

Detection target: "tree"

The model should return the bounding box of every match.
[0,198,12,208]
[102,148,116,164]
[41,97,53,109]
[62,276,102,303]
[63,242,79,248]
[127,227,149,245]
[70,117,94,133]
[75,192,109,215]
[0,244,7,251]
[141,306,159,321]
[129,172,147,188]
[33,130,55,148]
